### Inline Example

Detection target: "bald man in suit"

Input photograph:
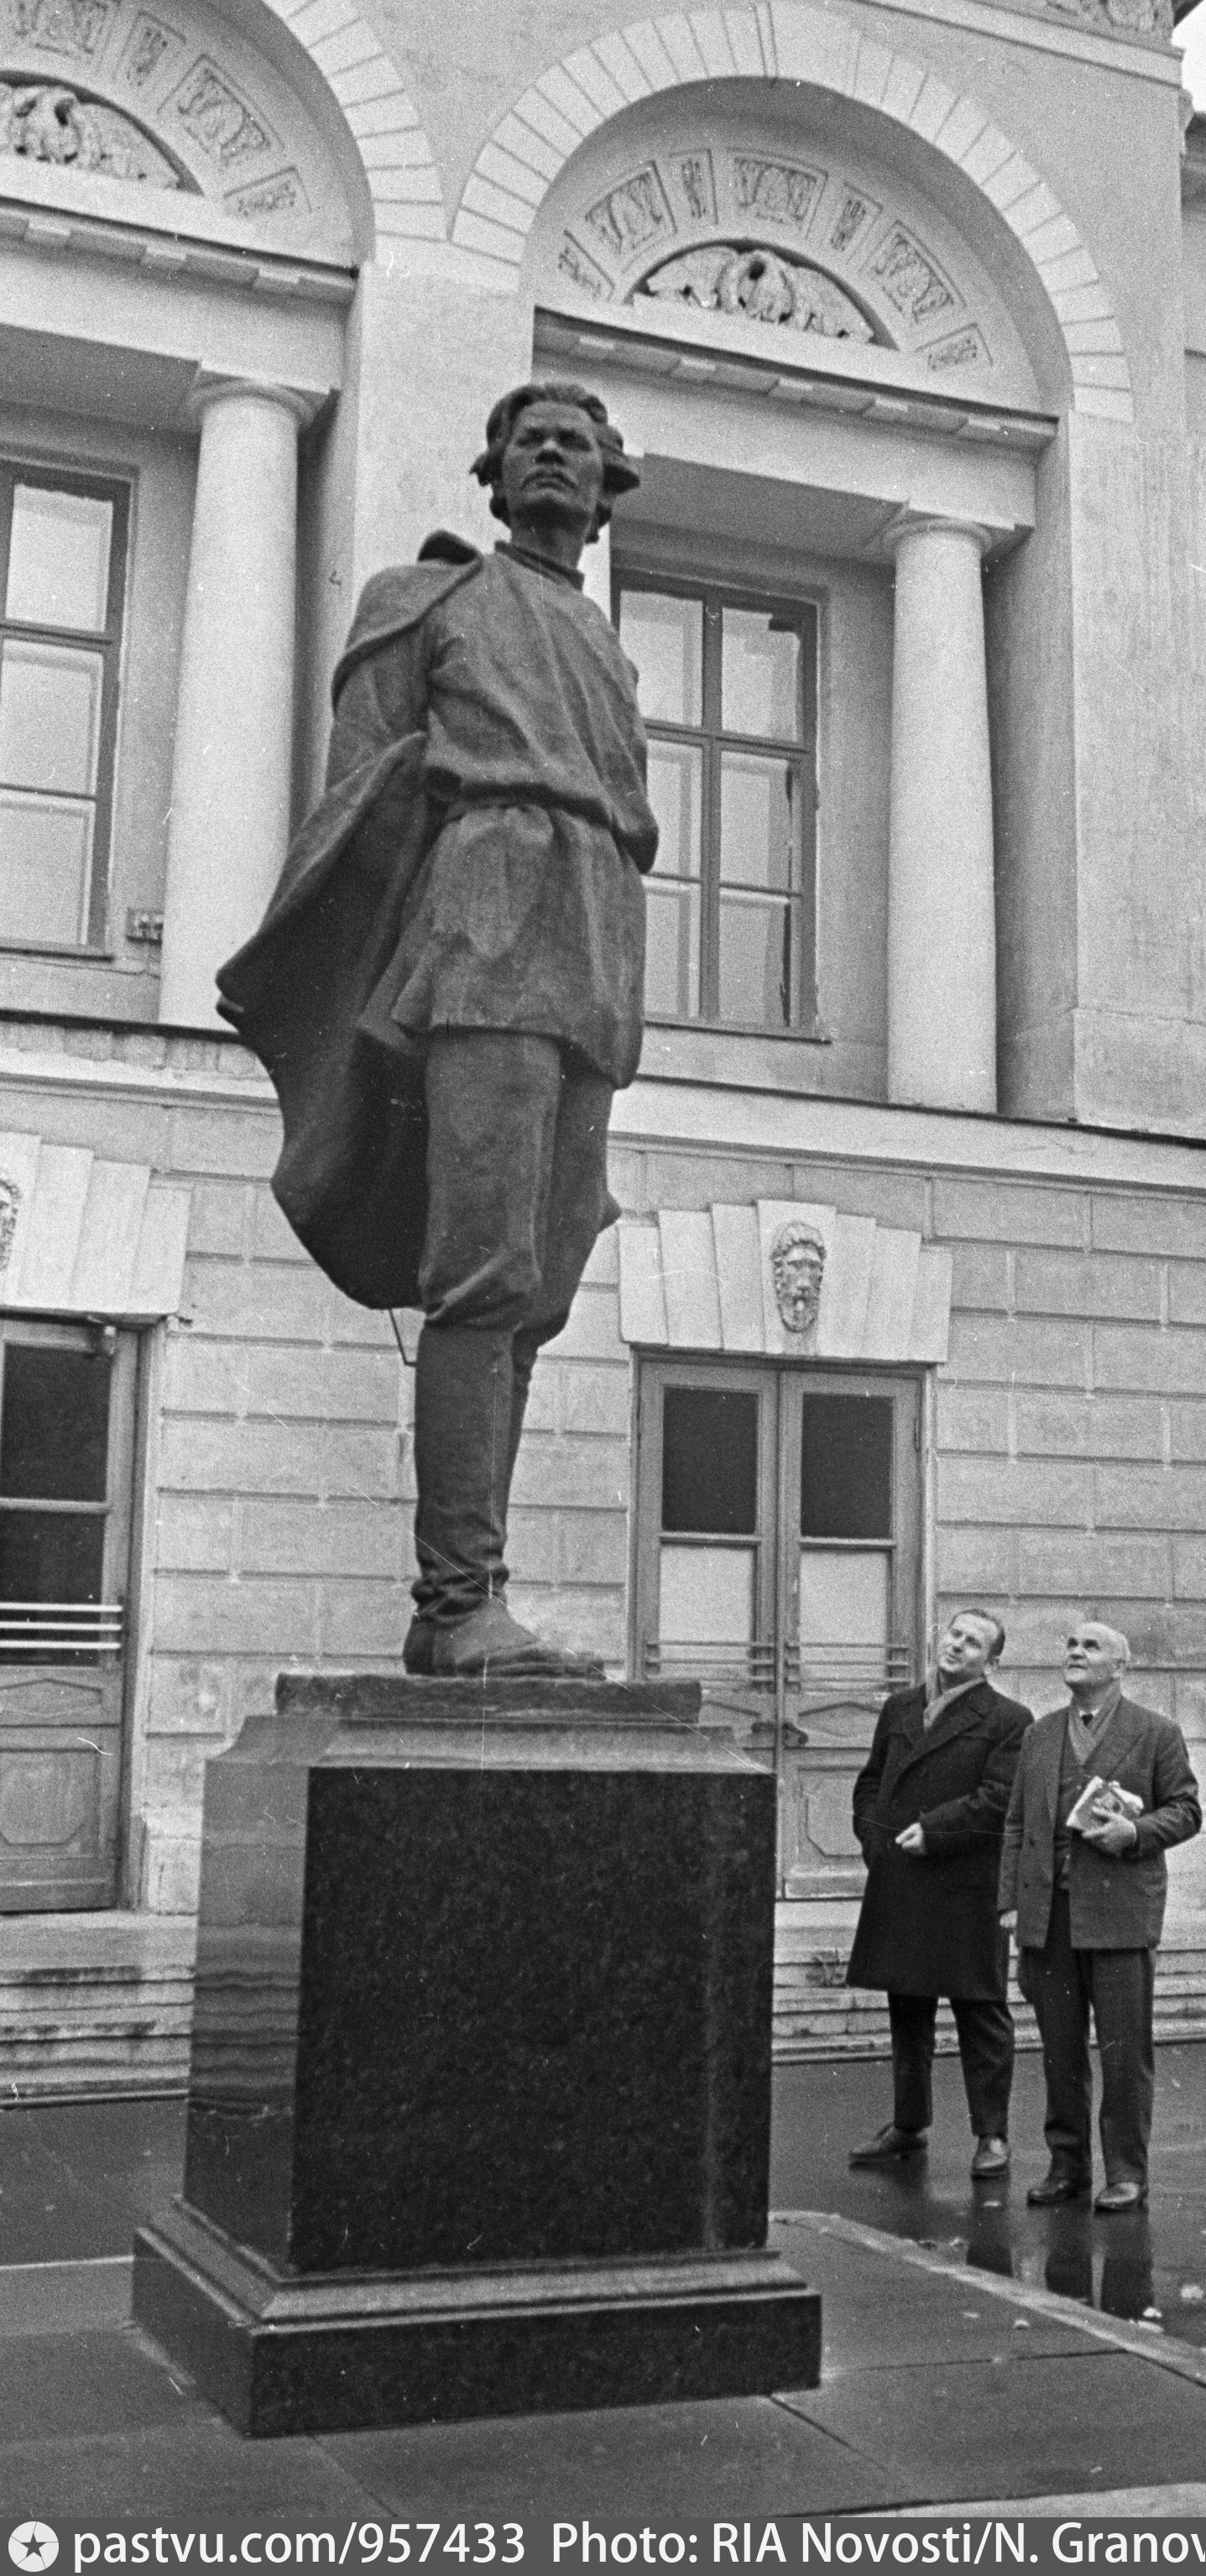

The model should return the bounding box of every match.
[999,1620,1200,2212]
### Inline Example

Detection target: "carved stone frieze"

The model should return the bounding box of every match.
[557,232,611,300]
[926,323,990,373]
[867,224,956,328]
[4,0,114,60]
[732,154,824,229]
[677,150,714,223]
[224,164,309,222]
[0,76,180,181]
[826,187,880,260]
[117,12,185,91]
[1035,0,1172,37]
[165,56,276,171]
[552,144,993,370]
[586,163,675,265]
[640,242,874,342]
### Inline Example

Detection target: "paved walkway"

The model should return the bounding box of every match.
[3,2058,1206,2520]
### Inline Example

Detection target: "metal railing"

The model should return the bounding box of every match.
[0,1600,123,1656]
[642,1635,911,1695]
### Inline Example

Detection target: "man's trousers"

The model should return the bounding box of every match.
[1022,1888,1156,2188]
[889,1991,1015,2139]
[411,1030,614,1629]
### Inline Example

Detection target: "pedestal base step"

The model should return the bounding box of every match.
[133,2204,821,2438]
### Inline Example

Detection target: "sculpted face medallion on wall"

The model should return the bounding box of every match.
[770,1221,827,1336]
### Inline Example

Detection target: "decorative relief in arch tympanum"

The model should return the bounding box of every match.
[0,75,182,180]
[1044,0,1171,34]
[0,0,337,232]
[642,243,874,342]
[555,146,993,372]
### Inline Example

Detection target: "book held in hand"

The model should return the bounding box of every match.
[1067,1776,1145,1834]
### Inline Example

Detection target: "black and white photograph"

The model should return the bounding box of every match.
[3,0,1206,2532]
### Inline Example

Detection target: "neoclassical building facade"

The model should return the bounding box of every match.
[3,0,1206,2083]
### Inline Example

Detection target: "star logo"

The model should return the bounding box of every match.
[9,2529,59,2572]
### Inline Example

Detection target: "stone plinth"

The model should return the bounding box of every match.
[133,1671,820,2435]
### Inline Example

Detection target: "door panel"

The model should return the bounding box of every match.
[780,1374,920,1901]
[634,1362,778,1701]
[0,1322,133,1911]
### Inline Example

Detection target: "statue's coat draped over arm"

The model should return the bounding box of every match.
[216,549,483,1309]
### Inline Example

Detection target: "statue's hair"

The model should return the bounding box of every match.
[955,1608,1006,1664]
[471,379,640,532]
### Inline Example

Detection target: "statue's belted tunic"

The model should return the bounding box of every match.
[377,544,654,1084]
[217,534,657,1634]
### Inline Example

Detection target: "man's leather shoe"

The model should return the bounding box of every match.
[412,1600,606,1679]
[971,2135,1010,2178]
[848,2124,928,2167]
[1026,2170,1090,2206]
[1095,2180,1148,2214]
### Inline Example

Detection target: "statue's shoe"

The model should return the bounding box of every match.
[405,1603,605,1679]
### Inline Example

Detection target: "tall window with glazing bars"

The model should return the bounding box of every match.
[0,465,129,952]
[615,579,819,1033]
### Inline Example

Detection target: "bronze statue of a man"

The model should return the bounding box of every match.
[217,382,656,1676]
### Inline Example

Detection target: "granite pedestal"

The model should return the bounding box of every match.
[133,1672,821,2435]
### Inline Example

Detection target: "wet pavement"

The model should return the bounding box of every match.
[4,2043,1206,2359]
[771,2043,1206,2356]
[3,2056,1206,2512]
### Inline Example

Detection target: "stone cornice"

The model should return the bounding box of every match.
[535,300,1057,453]
[612,1079,1206,1195]
[863,0,1177,70]
[0,1024,1203,1197]
[0,164,354,304]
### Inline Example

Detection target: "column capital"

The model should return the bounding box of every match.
[884,512,994,560]
[185,373,326,434]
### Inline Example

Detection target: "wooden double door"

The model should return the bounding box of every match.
[0,1318,135,1911]
[634,1358,922,1897]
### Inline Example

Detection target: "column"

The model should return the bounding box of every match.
[886,519,997,1113]
[159,380,313,1028]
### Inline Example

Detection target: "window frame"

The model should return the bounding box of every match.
[0,461,131,954]
[614,571,821,1035]
[0,1315,136,1658]
[781,1369,921,1701]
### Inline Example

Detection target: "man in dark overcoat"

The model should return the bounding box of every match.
[846,1609,1032,2177]
[999,1619,1200,2212]
[217,381,657,1678]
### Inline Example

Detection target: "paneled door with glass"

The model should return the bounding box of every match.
[0,1320,135,1910]
[634,1360,921,1890]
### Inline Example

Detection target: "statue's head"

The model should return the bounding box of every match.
[472,380,640,546]
[770,1218,827,1334]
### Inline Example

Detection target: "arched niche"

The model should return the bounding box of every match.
[0,0,382,261]
[523,83,1047,412]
